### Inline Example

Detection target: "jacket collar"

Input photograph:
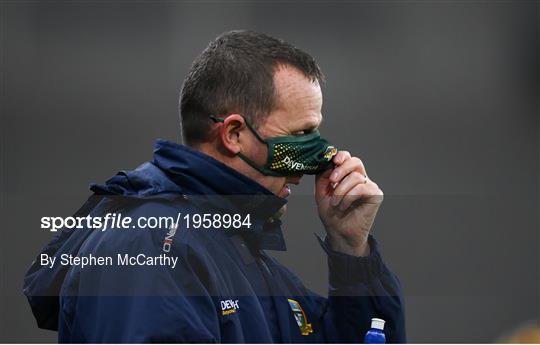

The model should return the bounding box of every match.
[152,139,288,250]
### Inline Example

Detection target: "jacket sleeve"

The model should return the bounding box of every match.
[56,240,221,343]
[23,195,103,331]
[24,196,221,342]
[315,235,406,343]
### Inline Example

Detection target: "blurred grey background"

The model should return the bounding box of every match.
[1,0,539,343]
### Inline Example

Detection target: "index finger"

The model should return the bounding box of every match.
[329,156,367,183]
[332,150,351,165]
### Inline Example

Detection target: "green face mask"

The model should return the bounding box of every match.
[211,116,338,177]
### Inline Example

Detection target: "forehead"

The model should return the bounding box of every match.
[265,65,323,130]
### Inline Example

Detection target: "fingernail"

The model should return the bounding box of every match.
[330,172,338,181]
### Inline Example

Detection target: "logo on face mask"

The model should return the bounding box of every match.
[323,146,338,160]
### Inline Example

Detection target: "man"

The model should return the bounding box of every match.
[24,30,406,343]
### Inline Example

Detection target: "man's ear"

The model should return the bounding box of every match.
[218,114,246,155]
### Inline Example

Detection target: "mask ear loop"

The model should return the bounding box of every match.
[211,115,267,143]
[209,115,282,177]
[209,115,224,123]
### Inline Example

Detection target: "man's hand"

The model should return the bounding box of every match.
[315,151,383,257]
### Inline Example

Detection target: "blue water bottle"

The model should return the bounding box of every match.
[364,318,386,344]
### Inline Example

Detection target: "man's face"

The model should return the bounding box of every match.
[242,65,323,198]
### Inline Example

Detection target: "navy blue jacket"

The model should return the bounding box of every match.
[23,139,406,343]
